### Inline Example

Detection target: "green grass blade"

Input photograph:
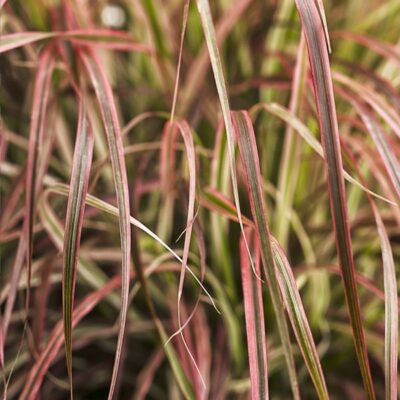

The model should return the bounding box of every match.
[196,0,256,277]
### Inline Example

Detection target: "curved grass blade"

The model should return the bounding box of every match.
[62,100,94,398]
[231,110,300,400]
[0,32,54,53]
[240,228,268,400]
[250,102,396,206]
[174,120,205,389]
[294,1,375,397]
[24,46,55,310]
[337,89,400,199]
[0,30,152,54]
[79,48,131,400]
[271,238,329,399]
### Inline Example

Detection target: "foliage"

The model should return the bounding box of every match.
[1,0,399,398]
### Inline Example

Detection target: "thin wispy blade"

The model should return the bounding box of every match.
[271,237,329,399]
[294,0,376,398]
[196,0,258,279]
[80,48,131,400]
[170,0,190,123]
[173,120,207,390]
[232,110,300,400]
[240,229,269,400]
[62,100,94,398]
[24,46,55,311]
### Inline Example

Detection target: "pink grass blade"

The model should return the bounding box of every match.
[62,100,94,398]
[240,228,269,400]
[80,48,131,400]
[231,111,300,400]
[271,238,329,399]
[294,1,375,397]
[24,46,55,310]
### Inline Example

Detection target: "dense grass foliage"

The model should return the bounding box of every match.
[1,0,399,398]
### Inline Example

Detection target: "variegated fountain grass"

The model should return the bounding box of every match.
[0,0,399,399]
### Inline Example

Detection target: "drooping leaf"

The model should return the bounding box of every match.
[79,48,131,400]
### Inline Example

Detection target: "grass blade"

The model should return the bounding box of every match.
[0,30,152,54]
[0,32,54,53]
[240,228,269,400]
[232,110,300,400]
[80,48,131,400]
[196,0,256,278]
[24,46,55,310]
[62,99,94,398]
[294,1,375,397]
[271,238,329,399]
[251,102,396,206]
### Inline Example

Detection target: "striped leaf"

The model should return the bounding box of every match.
[294,0,375,397]
[232,110,300,399]
[62,100,94,397]
[80,48,131,400]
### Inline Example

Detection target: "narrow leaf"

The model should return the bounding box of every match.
[62,100,94,397]
[196,0,256,278]
[232,110,300,400]
[24,47,55,309]
[271,238,329,399]
[240,228,269,400]
[80,48,131,400]
[294,1,375,397]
